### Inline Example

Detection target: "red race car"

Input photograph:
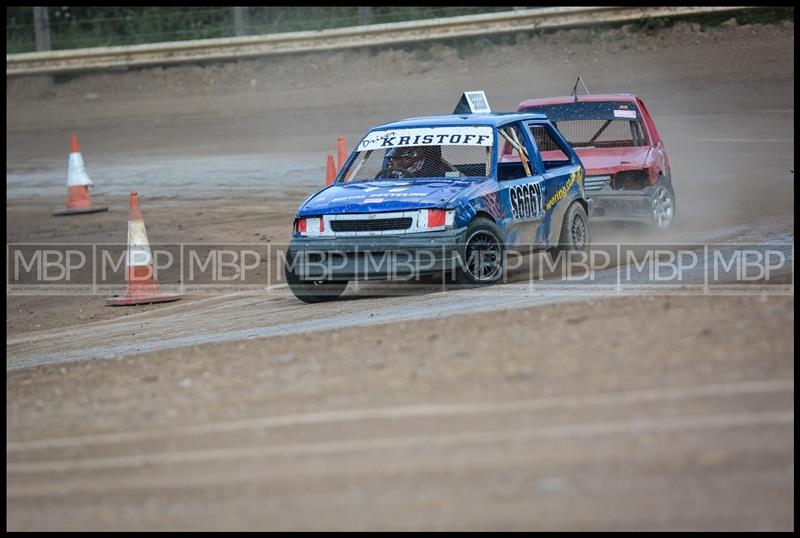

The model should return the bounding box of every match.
[516,90,675,228]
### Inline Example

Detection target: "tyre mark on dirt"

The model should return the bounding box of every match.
[8,379,792,452]
[7,411,793,476]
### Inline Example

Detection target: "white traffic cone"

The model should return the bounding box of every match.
[53,132,109,216]
[106,192,181,306]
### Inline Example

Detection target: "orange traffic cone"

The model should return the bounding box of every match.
[106,192,181,306]
[336,136,346,171]
[53,132,109,216]
[325,153,336,185]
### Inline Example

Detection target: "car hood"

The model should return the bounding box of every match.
[297,179,480,215]
[573,147,652,175]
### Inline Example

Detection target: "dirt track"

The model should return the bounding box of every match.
[6,19,795,530]
[7,295,795,530]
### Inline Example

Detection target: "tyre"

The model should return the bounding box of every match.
[545,201,590,265]
[454,217,505,286]
[285,255,348,303]
[649,176,676,229]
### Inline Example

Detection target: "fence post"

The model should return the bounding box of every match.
[358,7,373,26]
[233,7,249,36]
[33,6,51,51]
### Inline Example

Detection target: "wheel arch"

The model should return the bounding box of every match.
[472,210,497,224]
[573,197,589,217]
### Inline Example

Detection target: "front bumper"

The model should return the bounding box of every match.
[287,228,467,281]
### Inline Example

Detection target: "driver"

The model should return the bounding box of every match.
[386,146,426,177]
[379,146,458,179]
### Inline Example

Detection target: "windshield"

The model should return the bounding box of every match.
[343,126,494,182]
[520,101,648,149]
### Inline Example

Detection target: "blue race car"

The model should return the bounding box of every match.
[285,110,590,303]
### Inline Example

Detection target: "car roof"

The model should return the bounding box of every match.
[517,94,639,109]
[371,112,549,131]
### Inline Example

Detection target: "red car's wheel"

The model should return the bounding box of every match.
[650,177,675,229]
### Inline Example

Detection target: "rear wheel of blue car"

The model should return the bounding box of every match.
[455,218,505,286]
[285,258,348,303]
[546,201,590,265]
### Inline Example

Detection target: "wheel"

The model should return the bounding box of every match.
[285,255,348,303]
[454,217,505,286]
[545,201,590,264]
[649,177,675,229]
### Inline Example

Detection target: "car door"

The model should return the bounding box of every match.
[524,121,583,248]
[495,122,546,250]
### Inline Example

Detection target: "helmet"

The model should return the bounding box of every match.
[385,146,420,159]
[387,146,425,174]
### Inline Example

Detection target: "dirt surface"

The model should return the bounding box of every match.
[6,295,794,530]
[6,19,795,530]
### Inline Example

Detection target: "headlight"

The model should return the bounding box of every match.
[418,209,454,230]
[294,217,324,236]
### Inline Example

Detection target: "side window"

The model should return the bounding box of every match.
[497,125,532,180]
[637,99,660,144]
[527,124,570,171]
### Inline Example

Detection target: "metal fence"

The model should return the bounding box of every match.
[7,6,777,77]
[6,6,518,53]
